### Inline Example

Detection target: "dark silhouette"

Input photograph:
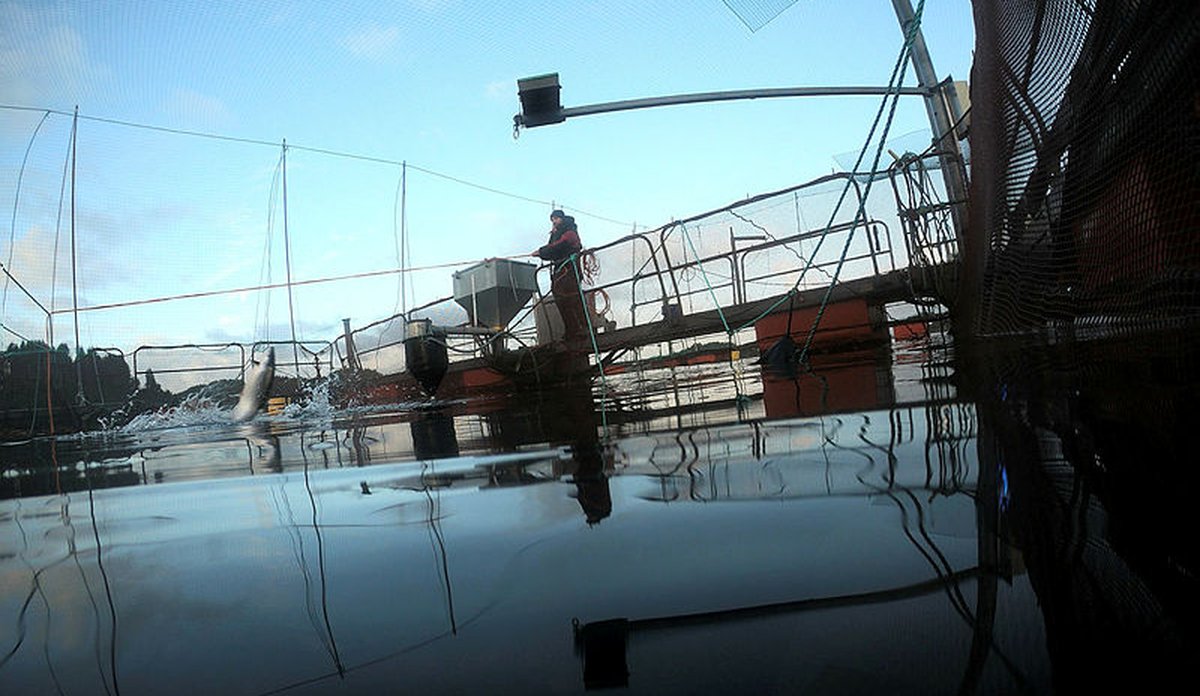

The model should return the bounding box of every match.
[1,341,137,436]
[570,442,612,525]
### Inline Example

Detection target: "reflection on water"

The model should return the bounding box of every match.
[1,328,1196,693]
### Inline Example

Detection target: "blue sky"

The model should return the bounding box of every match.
[0,0,974,375]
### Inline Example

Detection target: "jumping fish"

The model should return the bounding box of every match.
[231,346,276,422]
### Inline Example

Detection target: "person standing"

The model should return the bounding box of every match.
[534,209,588,345]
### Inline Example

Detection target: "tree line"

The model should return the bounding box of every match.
[0,340,171,437]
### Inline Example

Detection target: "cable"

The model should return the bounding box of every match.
[50,255,532,316]
[679,222,732,336]
[4,110,51,319]
[793,6,922,363]
[256,151,283,345]
[1,322,32,342]
[0,104,631,227]
[571,253,610,432]
[729,0,927,343]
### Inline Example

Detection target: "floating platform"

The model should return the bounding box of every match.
[349,267,936,406]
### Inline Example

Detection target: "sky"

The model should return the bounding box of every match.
[0,0,975,385]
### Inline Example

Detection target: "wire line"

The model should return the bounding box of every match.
[0,104,631,227]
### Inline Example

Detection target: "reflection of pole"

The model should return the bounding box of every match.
[423,462,458,635]
[300,438,346,676]
[960,441,1000,694]
[350,426,370,467]
[890,0,968,247]
[245,433,281,474]
[83,463,122,695]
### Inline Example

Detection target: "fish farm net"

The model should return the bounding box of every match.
[962,0,1200,337]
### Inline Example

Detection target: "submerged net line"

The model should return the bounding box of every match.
[962,0,1200,337]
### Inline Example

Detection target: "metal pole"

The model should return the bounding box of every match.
[342,318,360,371]
[729,228,741,305]
[400,161,408,316]
[281,140,301,376]
[890,0,968,247]
[70,107,84,403]
[556,85,928,122]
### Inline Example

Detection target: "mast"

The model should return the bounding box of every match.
[71,106,84,404]
[281,140,300,376]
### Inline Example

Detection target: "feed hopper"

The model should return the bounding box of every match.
[453,259,539,329]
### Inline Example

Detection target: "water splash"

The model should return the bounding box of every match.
[279,378,335,421]
[119,390,232,432]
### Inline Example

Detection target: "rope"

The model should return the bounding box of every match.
[49,255,530,315]
[728,0,926,342]
[578,250,601,285]
[679,222,732,337]
[3,110,52,319]
[0,322,32,342]
[571,253,609,433]
[793,2,924,362]
[256,151,283,343]
[281,141,303,375]
[0,104,631,228]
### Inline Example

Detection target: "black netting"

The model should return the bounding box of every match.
[964,0,1200,336]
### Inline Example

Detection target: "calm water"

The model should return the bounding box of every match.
[1,327,1196,694]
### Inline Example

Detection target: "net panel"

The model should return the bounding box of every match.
[964,0,1200,337]
[576,171,915,355]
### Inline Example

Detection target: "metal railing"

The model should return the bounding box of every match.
[130,339,333,388]
[118,170,916,390]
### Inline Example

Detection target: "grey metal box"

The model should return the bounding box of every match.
[452,259,539,328]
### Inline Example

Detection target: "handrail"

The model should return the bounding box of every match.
[121,168,915,388]
[131,338,332,387]
[581,216,894,330]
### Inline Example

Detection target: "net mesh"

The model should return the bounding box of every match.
[963,0,1200,337]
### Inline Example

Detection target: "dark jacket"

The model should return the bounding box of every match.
[537,217,582,274]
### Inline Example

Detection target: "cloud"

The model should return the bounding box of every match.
[3,223,58,307]
[0,3,104,109]
[341,23,401,62]
[161,89,234,131]
[203,317,338,347]
[485,79,511,100]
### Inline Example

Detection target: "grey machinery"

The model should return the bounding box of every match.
[405,258,540,395]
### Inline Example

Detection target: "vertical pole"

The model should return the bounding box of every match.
[400,161,408,316]
[890,0,968,248]
[281,140,300,376]
[342,318,360,371]
[729,227,742,305]
[470,276,479,327]
[70,107,84,404]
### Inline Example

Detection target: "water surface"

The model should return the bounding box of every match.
[2,329,1195,694]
